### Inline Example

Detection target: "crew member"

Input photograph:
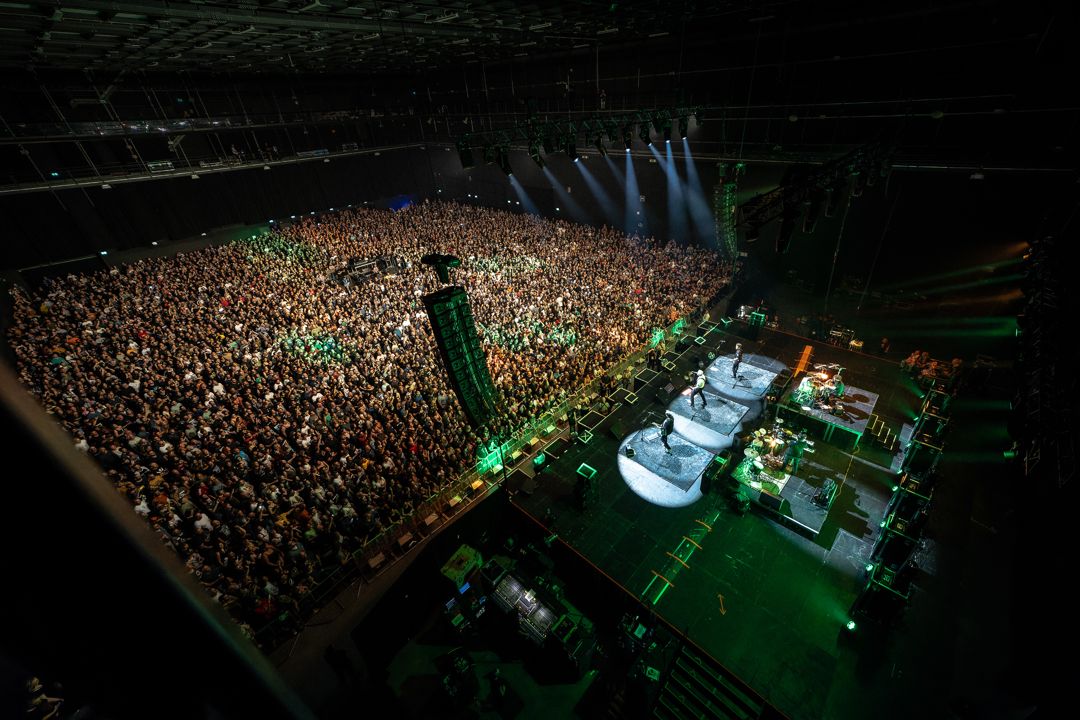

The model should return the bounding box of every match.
[660,411,675,453]
[568,404,580,436]
[690,369,708,409]
[732,343,744,379]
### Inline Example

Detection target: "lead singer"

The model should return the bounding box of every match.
[689,369,708,409]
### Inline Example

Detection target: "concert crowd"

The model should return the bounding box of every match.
[8,200,729,640]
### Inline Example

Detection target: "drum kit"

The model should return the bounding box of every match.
[800,363,845,412]
[745,426,789,475]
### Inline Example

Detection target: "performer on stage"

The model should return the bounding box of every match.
[732,343,744,379]
[660,411,675,453]
[689,369,708,409]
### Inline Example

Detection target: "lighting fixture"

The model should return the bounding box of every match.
[529,142,545,168]
[497,145,513,175]
[456,138,474,169]
[564,125,578,161]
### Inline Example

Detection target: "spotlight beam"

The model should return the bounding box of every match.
[576,160,619,227]
[624,150,647,237]
[542,166,588,224]
[682,139,718,248]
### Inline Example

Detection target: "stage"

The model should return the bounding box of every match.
[506,325,914,719]
[778,384,880,450]
[616,430,715,507]
[665,389,750,453]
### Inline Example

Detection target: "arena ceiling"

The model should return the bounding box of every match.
[0,0,801,74]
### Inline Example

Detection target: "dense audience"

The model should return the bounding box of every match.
[8,201,729,640]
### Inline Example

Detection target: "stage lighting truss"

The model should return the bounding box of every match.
[450,107,699,169]
[737,141,893,253]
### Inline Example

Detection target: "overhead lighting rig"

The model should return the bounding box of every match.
[737,141,893,253]
[451,107,701,171]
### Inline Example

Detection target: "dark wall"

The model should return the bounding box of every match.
[740,168,1068,296]
[0,147,435,269]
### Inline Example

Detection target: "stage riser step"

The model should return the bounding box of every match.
[670,669,753,719]
[673,658,759,719]
[679,649,763,716]
[660,684,748,720]
[654,696,696,720]
[669,671,729,718]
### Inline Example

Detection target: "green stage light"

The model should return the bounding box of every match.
[846,619,857,632]
[865,563,875,573]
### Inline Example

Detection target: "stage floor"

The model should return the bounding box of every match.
[508,326,913,720]
[783,384,880,441]
[665,388,750,453]
[707,353,783,400]
[617,430,714,507]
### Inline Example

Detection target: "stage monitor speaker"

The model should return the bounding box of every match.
[654,382,676,405]
[609,419,629,440]
[677,335,694,349]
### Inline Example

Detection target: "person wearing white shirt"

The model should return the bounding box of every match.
[689,369,708,409]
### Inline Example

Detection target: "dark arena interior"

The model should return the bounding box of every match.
[0,2,1075,719]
